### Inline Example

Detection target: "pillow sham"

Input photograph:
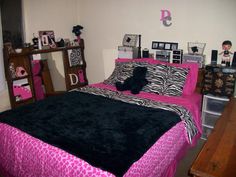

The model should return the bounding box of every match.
[104,58,194,96]
[104,60,151,86]
[142,64,189,96]
[114,58,199,95]
[153,60,199,95]
[103,61,134,85]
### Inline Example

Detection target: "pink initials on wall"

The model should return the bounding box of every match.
[160,10,172,27]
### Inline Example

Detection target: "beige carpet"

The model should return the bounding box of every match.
[175,139,205,177]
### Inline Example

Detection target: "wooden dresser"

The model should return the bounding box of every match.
[190,97,236,177]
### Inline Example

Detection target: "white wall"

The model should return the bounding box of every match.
[78,0,236,83]
[22,0,79,43]
[22,0,80,90]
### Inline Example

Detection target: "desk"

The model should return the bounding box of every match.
[190,98,236,177]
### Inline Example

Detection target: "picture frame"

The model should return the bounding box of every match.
[39,30,57,48]
[152,41,179,51]
[170,43,178,50]
[122,34,138,47]
[68,48,83,67]
[158,42,165,50]
[164,43,171,50]
[152,41,159,49]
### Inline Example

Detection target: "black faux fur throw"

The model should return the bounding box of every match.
[0,91,180,176]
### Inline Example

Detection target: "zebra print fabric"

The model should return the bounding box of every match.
[76,86,198,143]
[103,61,189,96]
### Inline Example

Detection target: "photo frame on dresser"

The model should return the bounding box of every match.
[123,34,138,47]
[39,30,57,48]
[152,41,178,51]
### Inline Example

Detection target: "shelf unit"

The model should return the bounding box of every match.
[201,94,229,140]
[3,39,88,108]
[3,44,36,108]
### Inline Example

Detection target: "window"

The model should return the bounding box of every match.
[1,0,24,48]
[0,0,24,91]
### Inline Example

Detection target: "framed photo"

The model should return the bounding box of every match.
[68,48,83,67]
[122,34,138,47]
[171,43,178,50]
[39,30,56,48]
[152,41,179,51]
[158,42,165,50]
[152,41,159,49]
[164,43,171,50]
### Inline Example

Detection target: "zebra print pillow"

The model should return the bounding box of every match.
[104,61,151,85]
[104,60,189,96]
[165,65,189,96]
[103,62,134,85]
[142,64,189,96]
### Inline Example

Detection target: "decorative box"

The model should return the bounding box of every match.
[156,50,171,62]
[118,46,138,59]
[172,49,183,64]
[202,65,236,97]
[122,34,138,47]
[182,54,205,68]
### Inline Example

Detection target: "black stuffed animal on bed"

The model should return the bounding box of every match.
[115,66,148,94]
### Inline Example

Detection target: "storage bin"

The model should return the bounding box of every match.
[206,97,229,114]
[202,112,220,127]
[202,126,212,140]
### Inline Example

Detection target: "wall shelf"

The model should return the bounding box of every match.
[3,39,88,108]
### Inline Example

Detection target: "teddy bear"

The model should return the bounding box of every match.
[115,66,148,94]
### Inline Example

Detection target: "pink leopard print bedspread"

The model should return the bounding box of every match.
[0,86,201,177]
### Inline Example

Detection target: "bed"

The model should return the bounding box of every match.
[0,58,202,177]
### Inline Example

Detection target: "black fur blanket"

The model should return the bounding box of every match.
[0,91,180,176]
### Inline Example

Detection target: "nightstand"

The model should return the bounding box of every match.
[201,94,229,140]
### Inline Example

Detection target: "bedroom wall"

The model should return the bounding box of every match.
[78,0,236,83]
[22,0,80,91]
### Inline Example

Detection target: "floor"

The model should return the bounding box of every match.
[175,139,205,177]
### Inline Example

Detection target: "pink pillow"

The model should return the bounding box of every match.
[116,58,199,95]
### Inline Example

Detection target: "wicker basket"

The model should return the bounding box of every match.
[188,42,206,55]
